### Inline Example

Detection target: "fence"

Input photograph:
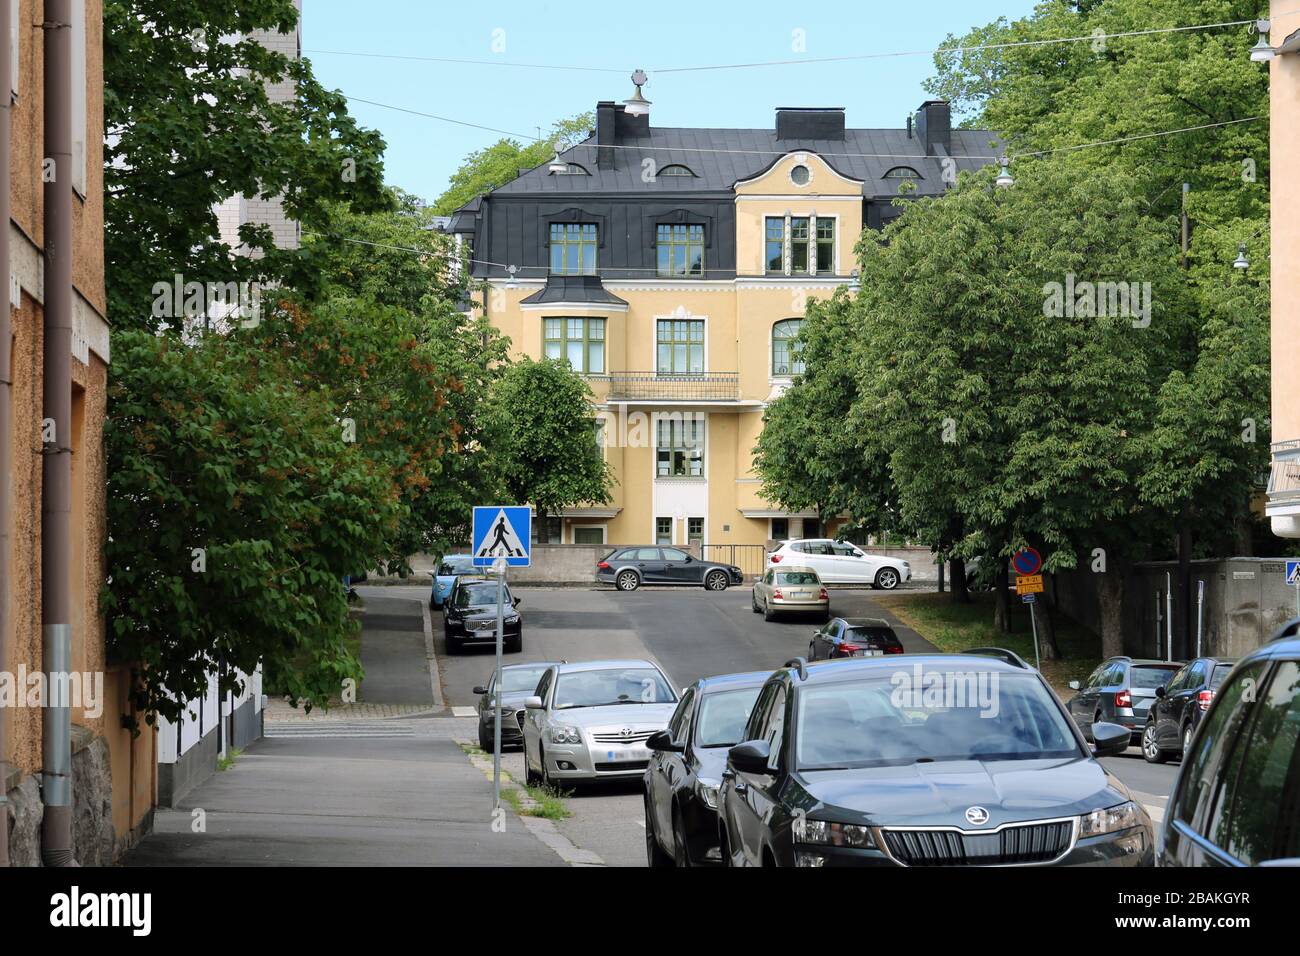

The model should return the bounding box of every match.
[703,543,768,579]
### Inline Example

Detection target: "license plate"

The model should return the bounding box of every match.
[791,591,811,599]
[604,749,648,761]
[852,649,884,657]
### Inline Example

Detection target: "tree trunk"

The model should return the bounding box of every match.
[1096,569,1125,659]
[1035,574,1063,661]
[993,562,1010,633]
[949,558,971,604]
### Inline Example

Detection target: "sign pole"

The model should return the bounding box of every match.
[492,555,506,811]
[1028,601,1041,672]
[1196,580,1204,658]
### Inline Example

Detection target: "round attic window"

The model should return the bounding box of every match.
[790,164,811,186]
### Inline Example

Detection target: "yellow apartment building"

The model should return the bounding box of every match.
[452,91,996,551]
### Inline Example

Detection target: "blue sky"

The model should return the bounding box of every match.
[303,0,1040,202]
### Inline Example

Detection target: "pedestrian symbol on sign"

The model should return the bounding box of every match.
[472,506,532,568]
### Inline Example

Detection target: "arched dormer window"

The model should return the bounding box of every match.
[772,319,805,377]
[883,166,922,180]
[658,164,695,177]
[551,162,590,175]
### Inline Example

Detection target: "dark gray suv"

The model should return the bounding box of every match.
[1066,656,1181,744]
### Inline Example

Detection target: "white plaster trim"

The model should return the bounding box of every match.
[520,301,627,313]
[736,194,861,203]
[10,223,110,363]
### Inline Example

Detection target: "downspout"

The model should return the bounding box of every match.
[0,0,13,869]
[41,0,76,866]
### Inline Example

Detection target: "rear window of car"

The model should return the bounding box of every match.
[1130,665,1179,689]
[777,571,819,585]
[844,626,896,645]
[1210,664,1235,690]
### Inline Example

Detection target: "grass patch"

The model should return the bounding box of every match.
[217,747,243,771]
[874,591,1100,696]
[457,742,572,820]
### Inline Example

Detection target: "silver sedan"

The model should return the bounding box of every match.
[521,659,679,788]
[752,566,830,622]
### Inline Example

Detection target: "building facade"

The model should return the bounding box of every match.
[454,94,996,549]
[1267,0,1300,537]
[2,0,154,865]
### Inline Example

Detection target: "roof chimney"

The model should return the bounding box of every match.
[914,100,951,155]
[596,100,618,169]
[775,107,845,141]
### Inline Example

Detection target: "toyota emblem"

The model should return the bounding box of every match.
[620,727,633,738]
[964,806,990,827]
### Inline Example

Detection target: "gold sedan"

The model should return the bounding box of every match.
[751,566,830,622]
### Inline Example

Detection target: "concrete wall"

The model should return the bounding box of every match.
[1053,557,1298,660]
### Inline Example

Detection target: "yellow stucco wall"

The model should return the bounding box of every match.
[1272,1,1300,446]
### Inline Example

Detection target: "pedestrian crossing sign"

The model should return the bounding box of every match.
[472,507,532,568]
[1287,560,1300,587]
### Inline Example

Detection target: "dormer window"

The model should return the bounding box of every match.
[883,166,922,180]
[551,162,590,175]
[659,164,695,177]
[550,223,598,275]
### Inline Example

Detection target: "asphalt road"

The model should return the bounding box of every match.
[417,582,1178,866]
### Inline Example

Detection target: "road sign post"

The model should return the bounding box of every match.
[492,555,507,813]
[1028,601,1041,672]
[1011,550,1044,671]
[472,506,532,814]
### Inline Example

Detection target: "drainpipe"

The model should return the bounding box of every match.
[0,0,13,869]
[41,0,76,867]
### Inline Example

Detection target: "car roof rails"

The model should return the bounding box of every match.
[1270,617,1300,642]
[961,647,1032,669]
[783,656,808,681]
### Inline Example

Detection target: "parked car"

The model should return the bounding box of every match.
[595,546,743,592]
[472,661,562,752]
[430,553,478,609]
[521,659,679,788]
[752,566,829,621]
[643,671,768,866]
[767,538,910,589]
[444,577,522,655]
[1141,656,1238,763]
[1160,620,1300,866]
[808,617,904,660]
[1066,657,1181,743]
[717,653,1152,867]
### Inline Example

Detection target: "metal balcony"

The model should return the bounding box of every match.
[592,372,740,402]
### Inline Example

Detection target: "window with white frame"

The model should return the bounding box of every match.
[656,417,704,477]
[765,215,835,276]
[772,319,804,377]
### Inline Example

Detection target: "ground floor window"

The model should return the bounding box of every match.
[573,526,605,544]
[771,517,789,540]
[656,517,673,545]
[532,515,562,544]
[688,517,704,545]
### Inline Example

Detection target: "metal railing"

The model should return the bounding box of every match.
[1268,440,1300,500]
[703,543,769,579]
[591,372,740,402]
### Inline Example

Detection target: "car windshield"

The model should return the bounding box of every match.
[776,571,819,586]
[455,583,509,608]
[440,557,476,576]
[795,670,1081,770]
[554,668,676,709]
[1130,665,1179,689]
[500,666,550,694]
[695,686,763,748]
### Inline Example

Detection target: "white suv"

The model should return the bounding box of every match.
[767,539,910,589]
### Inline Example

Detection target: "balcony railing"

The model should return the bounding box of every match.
[591,372,740,402]
[1268,439,1300,504]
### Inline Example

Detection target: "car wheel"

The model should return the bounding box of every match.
[445,633,460,655]
[644,794,673,867]
[478,724,494,752]
[1141,722,1167,764]
[539,745,553,789]
[763,599,775,622]
[874,567,900,590]
[751,591,761,613]
[705,570,728,592]
[819,609,831,624]
[808,642,816,661]
[1182,723,1194,759]
[616,570,640,592]
[672,809,692,867]
[719,822,735,868]
[524,742,541,787]
[506,632,522,654]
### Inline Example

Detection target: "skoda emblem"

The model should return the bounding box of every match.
[964,806,990,827]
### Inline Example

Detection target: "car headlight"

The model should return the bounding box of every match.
[695,778,720,810]
[1079,801,1145,837]
[548,725,582,745]
[792,816,875,849]
[504,614,520,624]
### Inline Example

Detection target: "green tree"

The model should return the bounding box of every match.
[492,358,613,535]
[105,0,389,326]
[432,114,594,215]
[104,329,400,722]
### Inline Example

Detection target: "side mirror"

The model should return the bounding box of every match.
[1068,680,1081,691]
[472,685,488,695]
[1090,721,1130,758]
[728,739,772,775]
[524,696,544,710]
[646,730,682,753]
[513,596,522,607]
[684,554,694,562]
[1154,685,1166,698]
